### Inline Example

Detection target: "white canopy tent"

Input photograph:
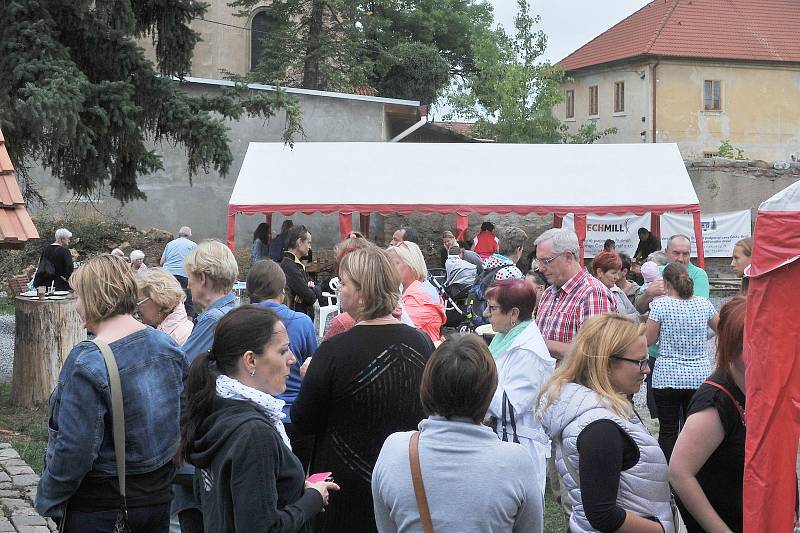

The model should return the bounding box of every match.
[228,142,706,264]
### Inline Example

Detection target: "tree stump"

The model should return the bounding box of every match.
[10,296,87,407]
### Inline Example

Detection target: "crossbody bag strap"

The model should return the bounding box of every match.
[703,379,746,427]
[501,392,520,444]
[92,339,127,505]
[408,431,433,533]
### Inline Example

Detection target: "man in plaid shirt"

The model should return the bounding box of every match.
[534,228,617,361]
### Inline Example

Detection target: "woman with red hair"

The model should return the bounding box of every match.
[482,279,554,496]
[670,296,746,533]
[592,251,639,321]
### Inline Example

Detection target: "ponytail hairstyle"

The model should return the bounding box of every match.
[177,305,281,465]
[662,262,694,299]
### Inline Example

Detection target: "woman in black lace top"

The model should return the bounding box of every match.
[291,246,434,533]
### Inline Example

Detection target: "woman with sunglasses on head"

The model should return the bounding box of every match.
[135,267,194,345]
[646,262,719,462]
[179,306,339,532]
[670,296,746,533]
[539,313,675,533]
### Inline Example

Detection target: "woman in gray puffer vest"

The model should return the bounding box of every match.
[538,313,675,533]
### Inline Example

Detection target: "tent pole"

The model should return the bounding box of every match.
[226,210,237,252]
[455,213,469,240]
[339,212,353,241]
[692,210,705,268]
[574,214,587,265]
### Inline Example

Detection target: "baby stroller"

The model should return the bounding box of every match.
[427,269,469,329]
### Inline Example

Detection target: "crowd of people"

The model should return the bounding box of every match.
[31,220,758,533]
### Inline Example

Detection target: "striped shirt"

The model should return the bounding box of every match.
[536,269,617,344]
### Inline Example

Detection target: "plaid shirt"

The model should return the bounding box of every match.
[536,268,617,344]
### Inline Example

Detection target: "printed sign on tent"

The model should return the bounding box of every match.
[562,213,651,258]
[660,210,752,257]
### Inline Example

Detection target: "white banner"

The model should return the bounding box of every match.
[660,210,752,257]
[563,213,652,258]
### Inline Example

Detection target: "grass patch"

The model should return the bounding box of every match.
[0,297,15,315]
[544,480,567,532]
[0,382,49,473]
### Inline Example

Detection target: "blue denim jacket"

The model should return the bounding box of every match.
[182,292,237,364]
[36,327,188,519]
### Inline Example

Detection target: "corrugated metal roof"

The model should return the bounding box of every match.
[0,129,39,248]
[561,0,800,72]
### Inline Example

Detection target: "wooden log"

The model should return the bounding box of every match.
[10,295,87,407]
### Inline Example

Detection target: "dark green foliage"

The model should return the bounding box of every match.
[233,0,497,104]
[0,0,302,203]
[447,0,616,145]
[375,43,450,104]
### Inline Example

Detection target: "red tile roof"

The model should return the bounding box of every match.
[560,0,800,72]
[0,129,39,249]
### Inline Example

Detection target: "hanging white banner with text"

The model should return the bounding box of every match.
[659,210,752,257]
[562,213,652,258]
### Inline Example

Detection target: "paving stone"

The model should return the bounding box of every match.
[11,507,39,517]
[11,475,39,488]
[0,490,20,498]
[2,459,27,467]
[0,449,19,460]
[25,487,36,502]
[0,482,11,490]
[0,518,14,533]
[46,517,58,531]
[1,497,28,510]
[11,513,47,527]
[0,472,9,483]
[0,443,11,449]
[17,527,51,533]
[5,465,35,476]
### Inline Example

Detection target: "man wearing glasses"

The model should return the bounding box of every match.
[534,228,617,361]
[534,227,617,518]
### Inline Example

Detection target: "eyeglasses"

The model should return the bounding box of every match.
[537,253,564,267]
[486,305,501,314]
[136,297,150,309]
[611,355,649,371]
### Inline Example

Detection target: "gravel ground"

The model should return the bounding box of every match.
[0,315,14,383]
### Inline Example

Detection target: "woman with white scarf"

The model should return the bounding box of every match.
[178,305,339,532]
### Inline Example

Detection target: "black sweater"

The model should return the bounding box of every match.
[189,397,323,532]
[280,253,320,318]
[291,323,434,533]
[34,244,74,290]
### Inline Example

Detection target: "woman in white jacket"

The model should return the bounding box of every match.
[483,278,555,495]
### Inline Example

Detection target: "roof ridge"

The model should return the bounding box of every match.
[645,0,681,54]
[726,0,782,60]
[559,1,662,65]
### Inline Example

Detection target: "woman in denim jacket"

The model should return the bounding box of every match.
[35,254,187,532]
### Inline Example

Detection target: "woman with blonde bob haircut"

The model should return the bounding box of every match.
[387,241,446,341]
[291,246,435,533]
[539,313,675,533]
[36,255,187,532]
[136,267,194,345]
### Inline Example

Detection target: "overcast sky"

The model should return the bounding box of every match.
[491,0,652,63]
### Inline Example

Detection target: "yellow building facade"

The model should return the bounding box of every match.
[557,59,800,162]
[140,2,267,79]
